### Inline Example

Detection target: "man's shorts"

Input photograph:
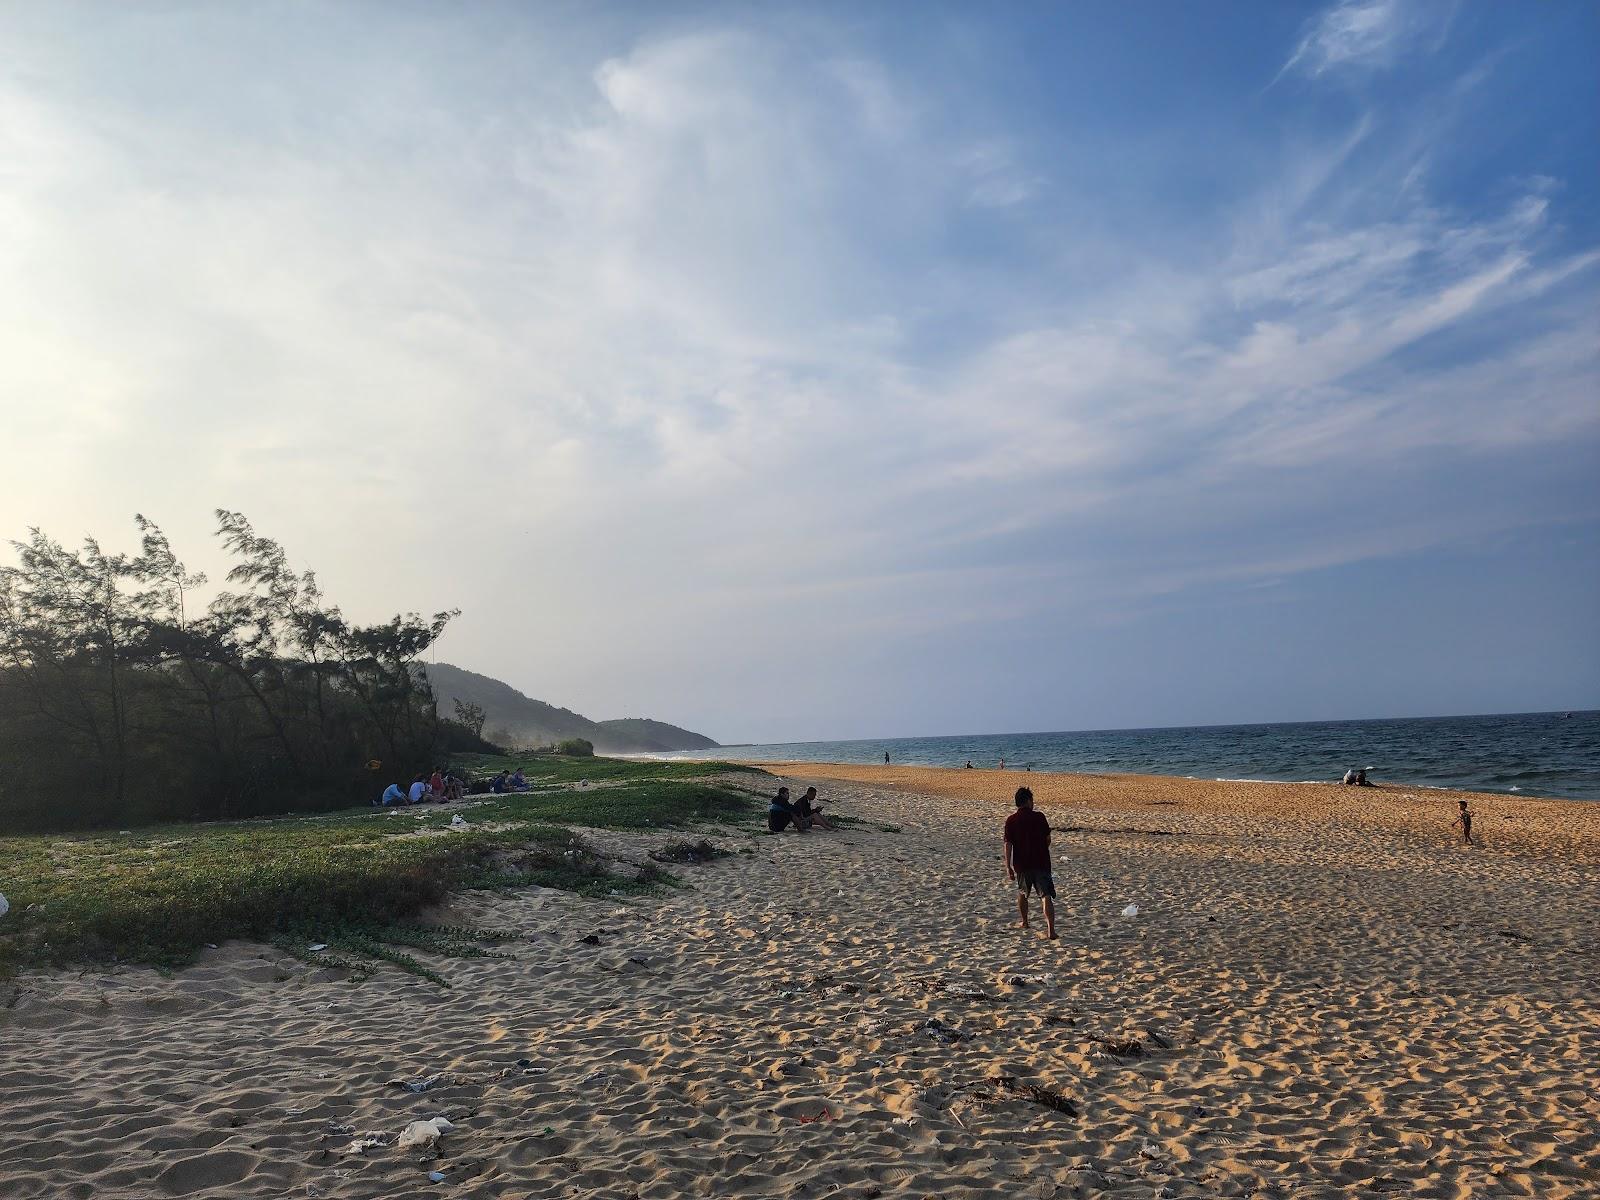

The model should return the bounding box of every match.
[1015,869,1056,898]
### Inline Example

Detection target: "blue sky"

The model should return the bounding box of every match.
[2,1,1596,741]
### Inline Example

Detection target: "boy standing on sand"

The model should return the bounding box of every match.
[1004,787,1056,939]
[1452,800,1474,846]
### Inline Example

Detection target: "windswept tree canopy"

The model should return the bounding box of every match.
[0,511,471,831]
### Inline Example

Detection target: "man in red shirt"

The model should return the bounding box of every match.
[1003,786,1056,939]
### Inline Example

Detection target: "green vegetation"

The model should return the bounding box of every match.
[452,752,761,785]
[0,511,487,832]
[458,779,759,829]
[0,770,763,976]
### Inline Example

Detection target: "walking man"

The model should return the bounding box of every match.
[1004,786,1056,939]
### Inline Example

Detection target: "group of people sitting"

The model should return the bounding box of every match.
[767,785,837,833]
[377,768,466,806]
[1341,768,1375,786]
[487,769,530,794]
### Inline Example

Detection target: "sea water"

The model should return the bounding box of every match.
[660,710,1600,800]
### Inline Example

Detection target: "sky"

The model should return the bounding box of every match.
[2,0,1597,743]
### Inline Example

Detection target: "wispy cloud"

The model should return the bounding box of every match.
[1279,0,1450,80]
[1,6,1594,737]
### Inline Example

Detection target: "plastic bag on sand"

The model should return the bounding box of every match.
[397,1117,454,1148]
[0,893,9,919]
[1121,904,1140,917]
[450,814,467,827]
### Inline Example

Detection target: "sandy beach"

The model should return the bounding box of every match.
[4,766,1598,1198]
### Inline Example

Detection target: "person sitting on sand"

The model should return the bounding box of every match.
[1355,769,1372,786]
[429,767,446,800]
[965,760,974,769]
[793,786,836,831]
[1004,786,1057,940]
[378,782,406,806]
[509,768,529,792]
[445,773,465,802]
[407,774,428,805]
[768,786,803,833]
[1342,768,1357,785]
[1451,799,1474,846]
[490,770,509,794]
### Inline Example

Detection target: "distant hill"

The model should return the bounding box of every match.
[422,662,718,754]
[594,718,719,753]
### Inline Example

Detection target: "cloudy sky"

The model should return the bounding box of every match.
[2,1,1596,742]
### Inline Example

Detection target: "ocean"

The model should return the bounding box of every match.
[660,710,1600,801]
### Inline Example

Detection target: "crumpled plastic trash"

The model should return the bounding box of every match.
[345,1134,389,1155]
[0,892,9,919]
[427,1170,447,1183]
[308,943,328,952]
[450,814,467,827]
[387,1076,441,1093]
[1121,904,1140,917]
[397,1117,454,1148]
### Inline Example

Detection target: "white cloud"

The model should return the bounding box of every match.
[1280,0,1447,80]
[0,9,1594,738]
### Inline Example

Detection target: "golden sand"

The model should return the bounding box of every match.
[4,766,1597,1197]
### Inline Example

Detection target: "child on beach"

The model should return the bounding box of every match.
[1452,800,1474,846]
[1004,786,1057,940]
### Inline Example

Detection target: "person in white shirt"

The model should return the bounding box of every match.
[408,775,428,804]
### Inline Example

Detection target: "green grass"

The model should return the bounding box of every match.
[449,753,767,786]
[446,779,760,829]
[0,774,761,976]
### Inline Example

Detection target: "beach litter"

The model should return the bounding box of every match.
[1090,1035,1147,1058]
[1121,904,1140,917]
[307,943,328,953]
[0,892,8,919]
[427,1170,447,1183]
[991,1074,1078,1117]
[450,814,467,827]
[397,1117,455,1148]
[387,1076,444,1094]
[345,1134,391,1155]
[921,1017,970,1045]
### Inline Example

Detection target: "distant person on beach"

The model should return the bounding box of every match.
[378,782,405,806]
[490,770,509,794]
[999,758,1005,769]
[429,768,445,800]
[510,768,528,791]
[884,752,890,765]
[408,774,428,805]
[1342,769,1356,785]
[794,786,836,831]
[768,786,802,833]
[1004,786,1056,939]
[965,760,974,769]
[1452,800,1474,846]
[1356,769,1372,786]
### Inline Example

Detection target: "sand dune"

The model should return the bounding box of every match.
[4,768,1597,1197]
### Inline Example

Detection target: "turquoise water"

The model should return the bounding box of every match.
[663,710,1600,800]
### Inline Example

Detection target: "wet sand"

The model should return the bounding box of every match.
[4,766,1597,1197]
